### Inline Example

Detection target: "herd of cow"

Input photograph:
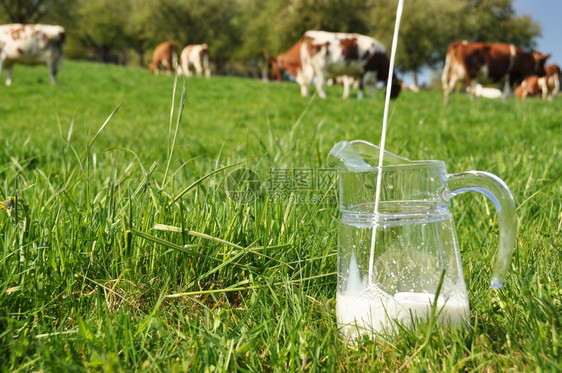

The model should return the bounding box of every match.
[269,32,559,102]
[0,23,559,103]
[149,41,211,78]
[442,40,559,102]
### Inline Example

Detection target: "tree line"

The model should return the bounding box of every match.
[0,0,541,84]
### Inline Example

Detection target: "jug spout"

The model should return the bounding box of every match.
[327,140,375,172]
[327,140,412,172]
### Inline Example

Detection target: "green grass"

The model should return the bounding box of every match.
[0,60,560,371]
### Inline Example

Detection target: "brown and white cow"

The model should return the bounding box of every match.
[272,31,401,99]
[441,41,550,103]
[271,39,304,83]
[0,23,65,86]
[149,41,178,75]
[179,44,210,78]
[515,64,560,100]
[514,75,541,99]
[539,64,560,100]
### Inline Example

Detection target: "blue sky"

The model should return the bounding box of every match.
[513,0,561,63]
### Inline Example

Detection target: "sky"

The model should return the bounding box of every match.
[407,0,561,86]
[513,0,561,63]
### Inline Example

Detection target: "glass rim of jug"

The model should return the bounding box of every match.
[335,160,447,171]
[328,140,447,172]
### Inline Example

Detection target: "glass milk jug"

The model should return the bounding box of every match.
[327,140,517,340]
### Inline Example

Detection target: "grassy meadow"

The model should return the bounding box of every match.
[0,61,560,371]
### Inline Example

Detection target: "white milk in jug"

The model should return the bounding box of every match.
[336,287,470,340]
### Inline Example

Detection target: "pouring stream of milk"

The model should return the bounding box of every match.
[367,0,404,286]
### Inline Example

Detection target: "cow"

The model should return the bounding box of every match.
[271,31,401,99]
[270,39,304,83]
[515,64,560,100]
[179,44,211,78]
[514,75,541,99]
[0,23,65,86]
[400,82,420,92]
[149,41,178,75]
[441,41,550,103]
[466,83,503,99]
[539,64,560,100]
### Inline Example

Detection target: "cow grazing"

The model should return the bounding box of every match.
[539,64,560,100]
[441,41,550,103]
[0,23,65,86]
[271,39,304,83]
[179,44,211,78]
[514,75,541,99]
[272,31,401,99]
[149,41,178,75]
[515,64,560,100]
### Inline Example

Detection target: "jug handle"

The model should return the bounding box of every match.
[444,171,517,289]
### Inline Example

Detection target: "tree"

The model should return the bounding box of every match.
[460,0,541,48]
[396,0,465,86]
[125,0,164,67]
[236,0,295,80]
[364,0,541,87]
[0,0,543,81]
[238,0,373,80]
[151,0,242,72]
[365,0,464,86]
[286,0,370,35]
[0,0,74,24]
[73,0,128,63]
[0,0,48,23]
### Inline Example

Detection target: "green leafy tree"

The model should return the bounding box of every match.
[396,0,465,86]
[0,0,48,23]
[0,0,75,24]
[73,0,128,63]
[0,0,543,81]
[365,0,463,86]
[125,0,164,67]
[278,0,370,46]
[365,0,541,86]
[155,0,242,72]
[238,0,372,80]
[287,0,370,34]
[236,0,294,79]
[460,0,541,48]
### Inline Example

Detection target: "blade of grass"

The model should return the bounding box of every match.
[169,159,249,205]
[162,73,187,189]
[79,104,121,161]
[127,228,220,261]
[135,280,169,338]
[165,272,336,299]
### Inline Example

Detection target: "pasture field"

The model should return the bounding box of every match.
[0,61,561,371]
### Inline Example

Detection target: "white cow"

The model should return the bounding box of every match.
[179,44,210,78]
[0,23,65,86]
[539,64,560,100]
